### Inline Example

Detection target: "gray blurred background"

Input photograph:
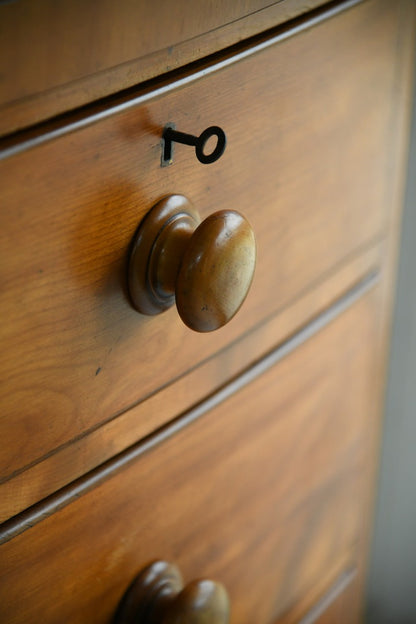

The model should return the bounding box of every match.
[366,43,416,624]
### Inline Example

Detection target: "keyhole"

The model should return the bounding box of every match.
[161,124,227,166]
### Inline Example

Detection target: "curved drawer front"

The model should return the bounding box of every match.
[0,0,330,135]
[0,1,407,482]
[0,290,380,623]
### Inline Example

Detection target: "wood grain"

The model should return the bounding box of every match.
[0,244,381,523]
[0,0,333,136]
[0,0,410,485]
[0,292,380,624]
[0,269,379,541]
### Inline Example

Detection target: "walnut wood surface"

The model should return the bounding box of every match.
[0,270,379,544]
[0,292,380,624]
[0,0,330,136]
[0,0,411,489]
[0,244,382,522]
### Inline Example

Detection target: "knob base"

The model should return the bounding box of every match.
[114,560,230,624]
[128,195,200,316]
[114,561,183,624]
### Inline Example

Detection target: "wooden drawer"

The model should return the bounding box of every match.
[0,288,380,623]
[0,0,329,135]
[0,0,407,492]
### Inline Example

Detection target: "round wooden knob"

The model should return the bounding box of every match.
[128,195,256,332]
[114,560,230,624]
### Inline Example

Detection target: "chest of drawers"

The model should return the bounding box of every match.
[0,1,414,622]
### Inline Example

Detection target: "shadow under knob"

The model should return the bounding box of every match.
[128,194,256,332]
[114,560,230,624]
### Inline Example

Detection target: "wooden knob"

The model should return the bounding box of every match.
[128,195,256,332]
[114,560,230,624]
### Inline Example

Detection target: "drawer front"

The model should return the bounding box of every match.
[0,0,328,135]
[0,290,380,623]
[0,1,406,481]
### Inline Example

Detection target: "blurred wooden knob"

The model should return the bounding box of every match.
[114,560,230,624]
[128,195,256,332]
